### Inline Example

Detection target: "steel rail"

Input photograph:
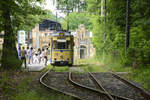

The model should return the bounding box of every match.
[111,72,150,100]
[39,67,82,100]
[69,69,131,100]
[88,72,114,100]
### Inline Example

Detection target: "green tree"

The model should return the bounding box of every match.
[0,0,48,69]
[54,0,150,67]
[61,12,91,30]
[87,0,150,67]
[55,0,87,13]
[55,0,87,30]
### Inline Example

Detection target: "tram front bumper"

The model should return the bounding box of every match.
[53,61,69,66]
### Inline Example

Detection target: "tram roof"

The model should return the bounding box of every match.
[39,20,61,31]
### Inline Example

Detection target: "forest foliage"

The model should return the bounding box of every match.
[57,0,150,68]
[61,12,91,30]
[0,0,150,69]
[86,0,150,68]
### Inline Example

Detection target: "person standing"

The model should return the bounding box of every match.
[33,52,39,64]
[38,48,41,64]
[21,47,27,68]
[31,47,35,64]
[18,46,21,60]
[26,47,30,64]
[29,47,34,64]
[44,48,48,66]
[41,49,45,64]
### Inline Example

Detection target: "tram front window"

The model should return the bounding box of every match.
[53,41,70,49]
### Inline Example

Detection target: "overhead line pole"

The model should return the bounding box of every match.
[104,0,106,42]
[66,0,70,31]
[56,10,58,30]
[67,9,70,31]
[101,0,106,60]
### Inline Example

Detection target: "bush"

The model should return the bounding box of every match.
[123,40,150,68]
[1,47,22,69]
[2,56,22,69]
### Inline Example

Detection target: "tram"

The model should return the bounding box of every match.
[49,31,74,66]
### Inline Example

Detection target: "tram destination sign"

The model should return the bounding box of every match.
[57,39,66,42]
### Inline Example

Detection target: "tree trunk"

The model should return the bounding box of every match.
[104,0,106,42]
[125,0,130,54]
[67,0,70,31]
[1,2,20,69]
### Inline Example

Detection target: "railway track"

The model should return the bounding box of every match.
[69,68,132,100]
[89,71,149,100]
[39,67,82,100]
[110,72,150,100]
[39,65,150,100]
[69,69,111,100]
[40,67,107,100]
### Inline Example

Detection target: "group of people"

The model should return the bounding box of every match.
[19,46,49,68]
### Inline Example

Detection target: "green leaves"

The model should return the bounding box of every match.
[56,0,87,13]
[0,0,53,69]
[87,0,150,67]
[61,12,91,30]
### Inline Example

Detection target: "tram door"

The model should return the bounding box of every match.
[80,46,86,59]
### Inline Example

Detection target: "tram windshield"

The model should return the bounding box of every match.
[53,41,70,49]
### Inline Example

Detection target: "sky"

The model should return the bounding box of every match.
[43,0,65,17]
[44,0,55,12]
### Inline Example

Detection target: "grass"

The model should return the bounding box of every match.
[13,90,72,100]
[13,70,72,100]
[75,58,111,72]
[0,69,73,100]
[43,64,69,72]
[42,64,53,72]
[53,66,69,72]
[126,66,150,91]
[82,64,108,72]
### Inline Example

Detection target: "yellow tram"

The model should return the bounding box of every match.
[49,31,74,66]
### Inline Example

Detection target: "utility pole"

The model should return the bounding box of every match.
[67,10,70,31]
[66,0,70,31]
[101,0,106,60]
[56,10,58,30]
[104,0,106,42]
[125,0,130,54]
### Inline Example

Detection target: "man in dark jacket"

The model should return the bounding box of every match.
[21,47,27,68]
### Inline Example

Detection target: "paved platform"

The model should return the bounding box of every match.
[22,61,50,71]
[27,64,45,71]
